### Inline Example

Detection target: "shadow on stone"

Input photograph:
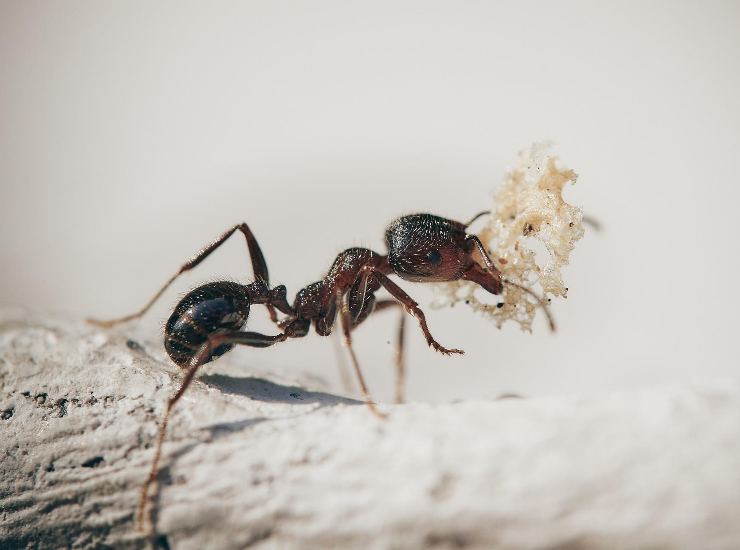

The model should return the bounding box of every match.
[200,374,362,407]
[204,416,268,440]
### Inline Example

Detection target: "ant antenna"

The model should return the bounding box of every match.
[582,215,602,231]
[464,210,491,228]
[502,279,556,333]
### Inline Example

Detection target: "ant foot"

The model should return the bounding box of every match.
[364,400,388,420]
[429,342,465,355]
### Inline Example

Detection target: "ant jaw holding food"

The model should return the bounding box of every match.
[461,261,557,332]
[461,262,503,295]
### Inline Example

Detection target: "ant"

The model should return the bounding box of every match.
[88,211,554,533]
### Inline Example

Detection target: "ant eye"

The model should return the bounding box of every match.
[426,249,443,265]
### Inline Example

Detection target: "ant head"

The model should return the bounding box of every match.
[385,213,503,294]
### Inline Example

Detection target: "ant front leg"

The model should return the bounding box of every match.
[88,222,277,327]
[138,329,288,535]
[357,266,464,356]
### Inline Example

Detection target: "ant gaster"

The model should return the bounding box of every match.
[88,211,554,532]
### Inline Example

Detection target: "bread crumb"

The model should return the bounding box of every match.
[432,143,584,332]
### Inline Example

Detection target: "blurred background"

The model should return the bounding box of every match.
[1,1,738,403]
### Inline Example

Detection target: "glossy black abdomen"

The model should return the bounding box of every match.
[164,281,251,367]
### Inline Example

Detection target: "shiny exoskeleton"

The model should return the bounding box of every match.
[164,281,293,366]
[88,211,552,534]
[161,214,504,371]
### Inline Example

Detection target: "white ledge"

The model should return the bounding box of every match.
[1,309,739,549]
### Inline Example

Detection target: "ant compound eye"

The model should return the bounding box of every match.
[426,249,443,265]
[385,214,470,282]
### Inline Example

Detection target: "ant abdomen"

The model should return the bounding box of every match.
[164,281,251,367]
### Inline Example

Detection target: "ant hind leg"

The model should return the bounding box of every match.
[137,330,287,536]
[88,223,273,328]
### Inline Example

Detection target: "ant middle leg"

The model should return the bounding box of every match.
[88,222,275,327]
[372,300,407,404]
[138,329,288,534]
[336,290,387,420]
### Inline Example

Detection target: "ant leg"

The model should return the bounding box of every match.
[331,328,355,394]
[336,290,386,420]
[88,223,273,328]
[358,267,464,356]
[137,330,287,534]
[373,300,407,404]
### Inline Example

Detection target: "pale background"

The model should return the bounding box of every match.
[1,1,738,403]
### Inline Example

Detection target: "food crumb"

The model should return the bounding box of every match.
[432,142,585,332]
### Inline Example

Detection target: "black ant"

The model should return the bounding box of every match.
[88,211,554,532]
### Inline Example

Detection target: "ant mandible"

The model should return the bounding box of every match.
[88,211,554,532]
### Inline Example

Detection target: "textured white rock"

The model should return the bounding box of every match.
[2,308,740,549]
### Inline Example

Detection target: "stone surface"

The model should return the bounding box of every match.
[2,308,740,549]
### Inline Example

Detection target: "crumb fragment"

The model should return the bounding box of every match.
[432,143,584,331]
